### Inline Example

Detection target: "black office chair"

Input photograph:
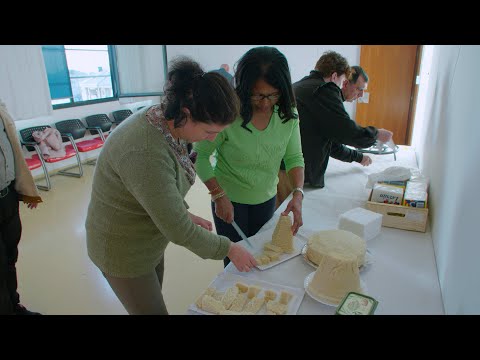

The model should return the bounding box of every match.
[85,113,113,141]
[55,119,104,166]
[19,126,52,191]
[111,109,133,126]
[19,125,82,183]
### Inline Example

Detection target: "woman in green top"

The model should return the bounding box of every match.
[85,58,257,315]
[194,47,305,267]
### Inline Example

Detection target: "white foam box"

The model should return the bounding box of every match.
[338,207,383,241]
[366,190,429,232]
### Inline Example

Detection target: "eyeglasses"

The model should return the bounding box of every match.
[250,93,281,102]
[350,81,367,92]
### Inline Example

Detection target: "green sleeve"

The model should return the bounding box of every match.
[193,130,227,182]
[117,149,230,260]
[283,119,305,172]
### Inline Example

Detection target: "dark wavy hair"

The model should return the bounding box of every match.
[349,65,369,84]
[314,50,351,79]
[234,47,297,132]
[161,56,240,128]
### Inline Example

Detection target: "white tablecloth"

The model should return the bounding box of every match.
[188,146,444,315]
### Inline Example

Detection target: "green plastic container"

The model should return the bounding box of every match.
[335,292,378,315]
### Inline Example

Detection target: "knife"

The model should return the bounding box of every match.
[231,221,254,249]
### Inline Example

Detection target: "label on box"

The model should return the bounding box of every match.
[403,180,428,208]
[336,292,378,315]
[371,183,404,205]
[404,199,426,208]
[378,180,406,188]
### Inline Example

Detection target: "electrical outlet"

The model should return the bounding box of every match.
[358,91,369,103]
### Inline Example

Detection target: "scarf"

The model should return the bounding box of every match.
[146,105,196,185]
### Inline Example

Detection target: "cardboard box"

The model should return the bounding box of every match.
[371,183,405,205]
[366,190,428,232]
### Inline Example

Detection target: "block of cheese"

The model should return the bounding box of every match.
[263,250,281,261]
[235,282,249,293]
[338,207,383,242]
[279,291,293,305]
[254,255,266,265]
[201,295,226,314]
[306,230,366,268]
[308,253,362,305]
[212,291,224,301]
[229,293,248,312]
[264,290,277,302]
[195,287,216,308]
[243,297,265,314]
[247,285,262,299]
[266,300,288,315]
[264,243,283,253]
[271,215,294,253]
[221,286,239,309]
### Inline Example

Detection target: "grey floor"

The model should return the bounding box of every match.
[17,165,224,315]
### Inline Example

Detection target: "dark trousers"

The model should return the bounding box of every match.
[0,182,21,315]
[211,196,276,267]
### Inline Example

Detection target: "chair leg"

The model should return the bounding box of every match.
[57,138,83,178]
[36,159,51,191]
[32,145,51,191]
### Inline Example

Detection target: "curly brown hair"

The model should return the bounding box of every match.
[162,56,240,128]
[314,51,351,79]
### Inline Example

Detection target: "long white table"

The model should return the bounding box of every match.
[189,146,445,315]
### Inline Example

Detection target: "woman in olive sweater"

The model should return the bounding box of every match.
[85,58,256,315]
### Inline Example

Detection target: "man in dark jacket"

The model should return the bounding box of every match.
[294,51,393,188]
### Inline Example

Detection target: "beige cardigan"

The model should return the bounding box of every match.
[0,101,42,204]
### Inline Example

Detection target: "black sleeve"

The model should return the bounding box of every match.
[330,142,364,163]
[314,86,378,149]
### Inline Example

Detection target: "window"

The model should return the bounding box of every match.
[42,45,117,108]
[114,45,167,97]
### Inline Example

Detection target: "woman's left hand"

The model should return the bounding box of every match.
[281,193,303,236]
[189,212,213,231]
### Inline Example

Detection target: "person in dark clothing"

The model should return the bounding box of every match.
[1,101,43,315]
[212,64,234,87]
[342,65,369,103]
[276,54,394,207]
[293,51,393,188]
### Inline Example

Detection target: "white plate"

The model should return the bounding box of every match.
[301,244,373,271]
[189,272,305,315]
[303,271,368,307]
[254,236,305,270]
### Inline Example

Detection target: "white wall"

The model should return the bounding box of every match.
[0,45,52,120]
[411,45,480,314]
[167,45,360,118]
[6,45,360,183]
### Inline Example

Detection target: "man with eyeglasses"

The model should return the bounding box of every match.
[342,65,368,103]
[292,52,393,189]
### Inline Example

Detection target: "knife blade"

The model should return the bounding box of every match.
[231,221,254,249]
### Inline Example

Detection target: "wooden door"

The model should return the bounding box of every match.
[356,45,419,145]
